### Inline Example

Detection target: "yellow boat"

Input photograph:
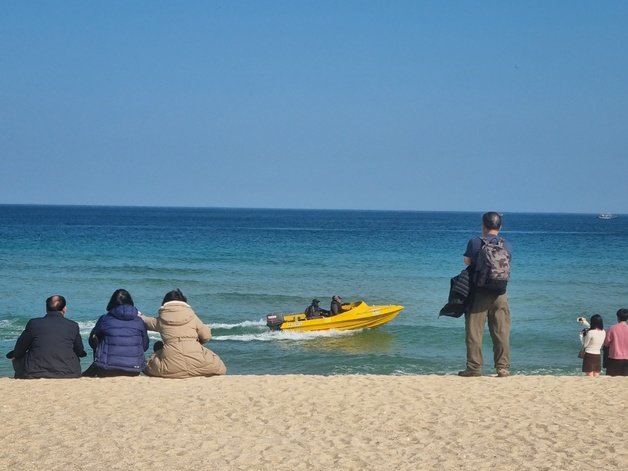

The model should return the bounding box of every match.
[266,301,403,332]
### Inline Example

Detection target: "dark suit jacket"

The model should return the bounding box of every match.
[12,311,86,378]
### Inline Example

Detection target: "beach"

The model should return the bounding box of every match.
[1,375,626,470]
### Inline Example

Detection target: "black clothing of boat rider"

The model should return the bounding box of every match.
[304,299,329,319]
[330,295,343,315]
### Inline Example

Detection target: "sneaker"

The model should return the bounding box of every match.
[496,368,510,377]
[458,369,481,377]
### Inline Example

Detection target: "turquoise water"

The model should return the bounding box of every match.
[1,205,627,376]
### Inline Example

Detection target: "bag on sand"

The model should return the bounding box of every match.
[474,237,510,291]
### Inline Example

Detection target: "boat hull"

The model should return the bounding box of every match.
[267,301,403,332]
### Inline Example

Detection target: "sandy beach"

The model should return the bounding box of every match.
[0,375,626,471]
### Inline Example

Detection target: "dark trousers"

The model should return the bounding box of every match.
[606,358,628,376]
[82,363,141,377]
[11,356,27,379]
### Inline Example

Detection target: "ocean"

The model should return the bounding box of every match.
[1,205,626,377]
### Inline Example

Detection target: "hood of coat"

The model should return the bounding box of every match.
[159,301,194,326]
[108,304,139,321]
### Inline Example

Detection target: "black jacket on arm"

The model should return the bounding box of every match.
[439,267,473,318]
[12,311,86,378]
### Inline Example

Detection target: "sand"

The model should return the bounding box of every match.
[0,375,626,471]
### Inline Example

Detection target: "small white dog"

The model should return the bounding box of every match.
[577,316,590,343]
[576,316,591,329]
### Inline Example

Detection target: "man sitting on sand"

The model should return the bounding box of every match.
[6,295,86,379]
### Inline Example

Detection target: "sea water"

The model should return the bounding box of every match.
[1,205,626,377]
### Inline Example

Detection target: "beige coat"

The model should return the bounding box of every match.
[141,301,226,378]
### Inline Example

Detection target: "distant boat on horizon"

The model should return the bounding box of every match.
[598,213,617,220]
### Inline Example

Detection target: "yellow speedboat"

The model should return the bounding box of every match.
[266,301,403,332]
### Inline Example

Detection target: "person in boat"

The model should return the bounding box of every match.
[330,295,343,315]
[304,299,329,319]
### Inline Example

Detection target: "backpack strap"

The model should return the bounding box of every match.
[482,235,502,245]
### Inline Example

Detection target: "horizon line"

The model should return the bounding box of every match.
[0,202,621,216]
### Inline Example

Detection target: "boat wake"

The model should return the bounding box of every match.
[211,319,359,342]
[209,319,267,330]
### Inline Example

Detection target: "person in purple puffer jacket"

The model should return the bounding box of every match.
[83,289,149,377]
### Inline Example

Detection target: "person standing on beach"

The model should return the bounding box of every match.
[603,308,628,376]
[6,295,86,379]
[458,212,512,378]
[580,314,605,377]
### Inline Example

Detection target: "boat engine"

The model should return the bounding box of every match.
[266,313,284,330]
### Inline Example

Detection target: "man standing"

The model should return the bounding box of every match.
[6,295,86,378]
[459,212,512,378]
[603,308,628,376]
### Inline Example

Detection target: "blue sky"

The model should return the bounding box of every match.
[1,1,627,212]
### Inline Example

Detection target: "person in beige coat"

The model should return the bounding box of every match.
[140,289,226,378]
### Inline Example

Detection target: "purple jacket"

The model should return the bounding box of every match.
[90,305,149,372]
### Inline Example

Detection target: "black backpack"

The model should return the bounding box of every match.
[474,237,511,292]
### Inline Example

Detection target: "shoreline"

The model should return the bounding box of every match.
[1,375,626,470]
[0,372,612,381]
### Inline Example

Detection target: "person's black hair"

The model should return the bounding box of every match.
[482,212,502,231]
[162,288,187,305]
[106,289,135,311]
[617,308,628,322]
[589,314,604,330]
[46,295,66,312]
